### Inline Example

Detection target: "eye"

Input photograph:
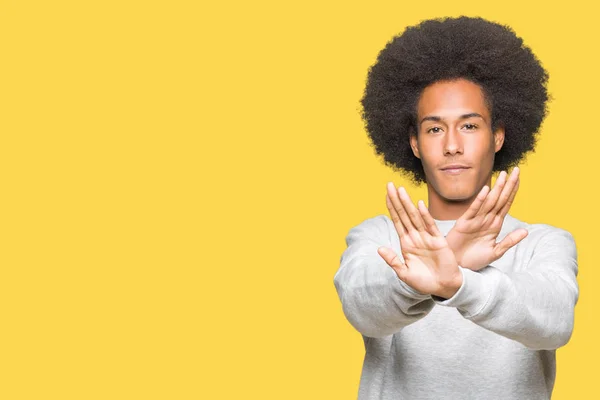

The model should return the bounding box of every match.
[426,126,442,134]
[463,123,478,131]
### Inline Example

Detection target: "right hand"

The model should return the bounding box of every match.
[445,168,528,271]
[377,183,462,299]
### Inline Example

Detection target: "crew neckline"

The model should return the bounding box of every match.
[382,214,513,237]
[433,219,456,234]
[432,214,512,236]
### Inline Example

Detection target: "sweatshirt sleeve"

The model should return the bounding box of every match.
[333,215,435,338]
[433,229,579,350]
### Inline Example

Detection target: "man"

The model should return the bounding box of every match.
[333,16,579,400]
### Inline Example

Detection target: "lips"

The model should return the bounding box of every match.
[442,168,469,174]
[440,164,471,175]
[440,165,470,171]
[442,167,470,171]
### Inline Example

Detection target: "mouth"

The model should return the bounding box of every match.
[441,167,471,175]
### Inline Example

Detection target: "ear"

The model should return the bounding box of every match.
[410,133,420,159]
[493,125,505,153]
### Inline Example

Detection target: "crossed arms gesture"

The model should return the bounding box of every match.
[377,167,529,299]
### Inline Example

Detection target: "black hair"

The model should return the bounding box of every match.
[360,16,549,185]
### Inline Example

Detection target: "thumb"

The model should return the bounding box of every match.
[377,246,408,279]
[494,228,529,259]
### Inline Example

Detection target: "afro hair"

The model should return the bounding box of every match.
[360,16,550,185]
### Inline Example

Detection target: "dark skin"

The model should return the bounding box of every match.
[377,78,529,298]
[412,78,503,220]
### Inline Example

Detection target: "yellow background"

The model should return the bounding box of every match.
[1,0,597,398]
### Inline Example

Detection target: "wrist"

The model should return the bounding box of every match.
[435,268,463,300]
[445,237,463,265]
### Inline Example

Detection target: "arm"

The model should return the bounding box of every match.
[333,215,435,338]
[433,229,579,350]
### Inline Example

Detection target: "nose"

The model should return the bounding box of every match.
[443,127,463,155]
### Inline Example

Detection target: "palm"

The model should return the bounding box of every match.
[446,169,528,270]
[400,235,459,294]
[446,215,502,270]
[378,184,462,298]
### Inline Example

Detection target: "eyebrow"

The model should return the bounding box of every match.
[420,113,485,126]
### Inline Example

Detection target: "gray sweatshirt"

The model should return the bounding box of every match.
[333,213,579,400]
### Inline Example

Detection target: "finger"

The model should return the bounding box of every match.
[386,190,406,236]
[387,183,415,233]
[493,228,529,259]
[477,170,508,216]
[499,176,520,218]
[491,167,519,215]
[462,184,490,220]
[478,170,507,215]
[377,246,409,281]
[417,200,442,237]
[397,186,426,232]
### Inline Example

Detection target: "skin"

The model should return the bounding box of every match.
[411,78,503,220]
[377,78,529,299]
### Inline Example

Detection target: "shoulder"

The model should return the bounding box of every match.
[345,214,393,245]
[504,214,576,252]
[348,214,390,230]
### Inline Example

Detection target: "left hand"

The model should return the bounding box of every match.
[378,183,462,299]
[445,168,529,271]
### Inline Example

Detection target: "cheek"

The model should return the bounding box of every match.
[467,137,495,159]
[415,141,436,163]
[419,152,437,172]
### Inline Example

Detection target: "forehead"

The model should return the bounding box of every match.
[417,79,490,119]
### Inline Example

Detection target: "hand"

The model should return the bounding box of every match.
[445,167,529,271]
[377,183,462,299]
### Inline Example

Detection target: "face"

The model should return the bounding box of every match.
[409,78,504,203]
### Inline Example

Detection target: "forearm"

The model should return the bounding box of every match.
[334,216,435,338]
[435,229,579,350]
[334,253,435,338]
[435,257,578,350]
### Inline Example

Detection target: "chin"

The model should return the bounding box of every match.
[438,186,476,202]
[443,194,472,203]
